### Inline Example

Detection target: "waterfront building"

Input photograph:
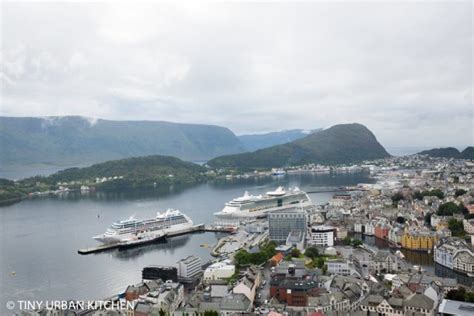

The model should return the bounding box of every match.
[371,250,400,274]
[176,255,202,282]
[329,194,352,207]
[453,249,474,276]
[374,223,390,239]
[434,237,469,270]
[307,225,335,246]
[365,221,375,236]
[142,265,177,282]
[268,207,306,244]
[388,226,404,245]
[354,222,363,233]
[203,260,236,282]
[401,229,438,251]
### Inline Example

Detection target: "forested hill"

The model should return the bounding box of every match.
[208,123,390,168]
[418,147,474,159]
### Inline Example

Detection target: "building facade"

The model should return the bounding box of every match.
[268,207,306,243]
[307,225,335,246]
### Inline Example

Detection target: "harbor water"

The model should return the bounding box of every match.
[2,172,372,313]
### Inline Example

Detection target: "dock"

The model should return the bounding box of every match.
[78,224,233,255]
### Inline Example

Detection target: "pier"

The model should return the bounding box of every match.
[77,224,234,255]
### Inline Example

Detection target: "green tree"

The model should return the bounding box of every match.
[448,218,465,237]
[437,202,462,216]
[455,189,467,197]
[304,246,319,258]
[391,192,404,206]
[316,257,325,269]
[291,248,301,258]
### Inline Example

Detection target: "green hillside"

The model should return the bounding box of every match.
[208,123,390,168]
[418,147,473,159]
[0,116,245,174]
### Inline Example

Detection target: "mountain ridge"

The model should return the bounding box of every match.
[237,129,320,151]
[418,147,474,159]
[208,123,390,168]
[0,116,246,171]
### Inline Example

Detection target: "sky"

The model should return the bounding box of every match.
[0,1,472,148]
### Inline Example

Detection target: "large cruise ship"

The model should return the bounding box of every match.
[93,209,193,244]
[214,186,312,219]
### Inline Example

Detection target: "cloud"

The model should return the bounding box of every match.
[0,1,472,148]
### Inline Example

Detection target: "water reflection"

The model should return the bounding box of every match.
[352,233,473,286]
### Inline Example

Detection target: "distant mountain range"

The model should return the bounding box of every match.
[208,123,390,168]
[418,147,474,159]
[237,129,320,151]
[0,116,246,172]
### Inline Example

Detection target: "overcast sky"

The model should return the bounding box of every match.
[0,1,472,148]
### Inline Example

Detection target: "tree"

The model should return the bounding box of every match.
[291,248,301,258]
[448,218,465,237]
[351,239,363,247]
[322,264,328,275]
[304,246,319,258]
[316,257,325,269]
[437,202,462,216]
[396,216,405,224]
[391,192,404,206]
[455,189,467,197]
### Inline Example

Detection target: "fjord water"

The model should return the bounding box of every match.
[0,173,372,313]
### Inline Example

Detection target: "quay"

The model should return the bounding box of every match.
[77,224,235,255]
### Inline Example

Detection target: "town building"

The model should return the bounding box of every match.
[401,229,438,251]
[176,255,202,283]
[326,259,351,276]
[307,225,335,246]
[268,207,306,244]
[203,260,235,282]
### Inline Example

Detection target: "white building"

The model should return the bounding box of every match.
[434,237,472,274]
[326,259,351,276]
[364,221,375,236]
[463,219,474,235]
[176,255,202,282]
[307,225,335,246]
[203,260,235,281]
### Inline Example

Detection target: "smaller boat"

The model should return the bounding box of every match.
[271,169,286,176]
[118,231,166,250]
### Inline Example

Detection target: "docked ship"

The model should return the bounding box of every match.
[93,209,193,244]
[214,186,312,219]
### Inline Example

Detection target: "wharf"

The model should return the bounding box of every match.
[78,224,233,255]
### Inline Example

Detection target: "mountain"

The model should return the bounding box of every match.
[461,147,474,159]
[208,123,390,168]
[417,147,474,159]
[0,116,246,172]
[237,129,320,151]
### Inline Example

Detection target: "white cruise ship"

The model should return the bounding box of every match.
[214,186,311,219]
[93,209,193,244]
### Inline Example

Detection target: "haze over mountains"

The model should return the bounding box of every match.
[0,116,245,171]
[1,116,471,179]
[208,123,391,168]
